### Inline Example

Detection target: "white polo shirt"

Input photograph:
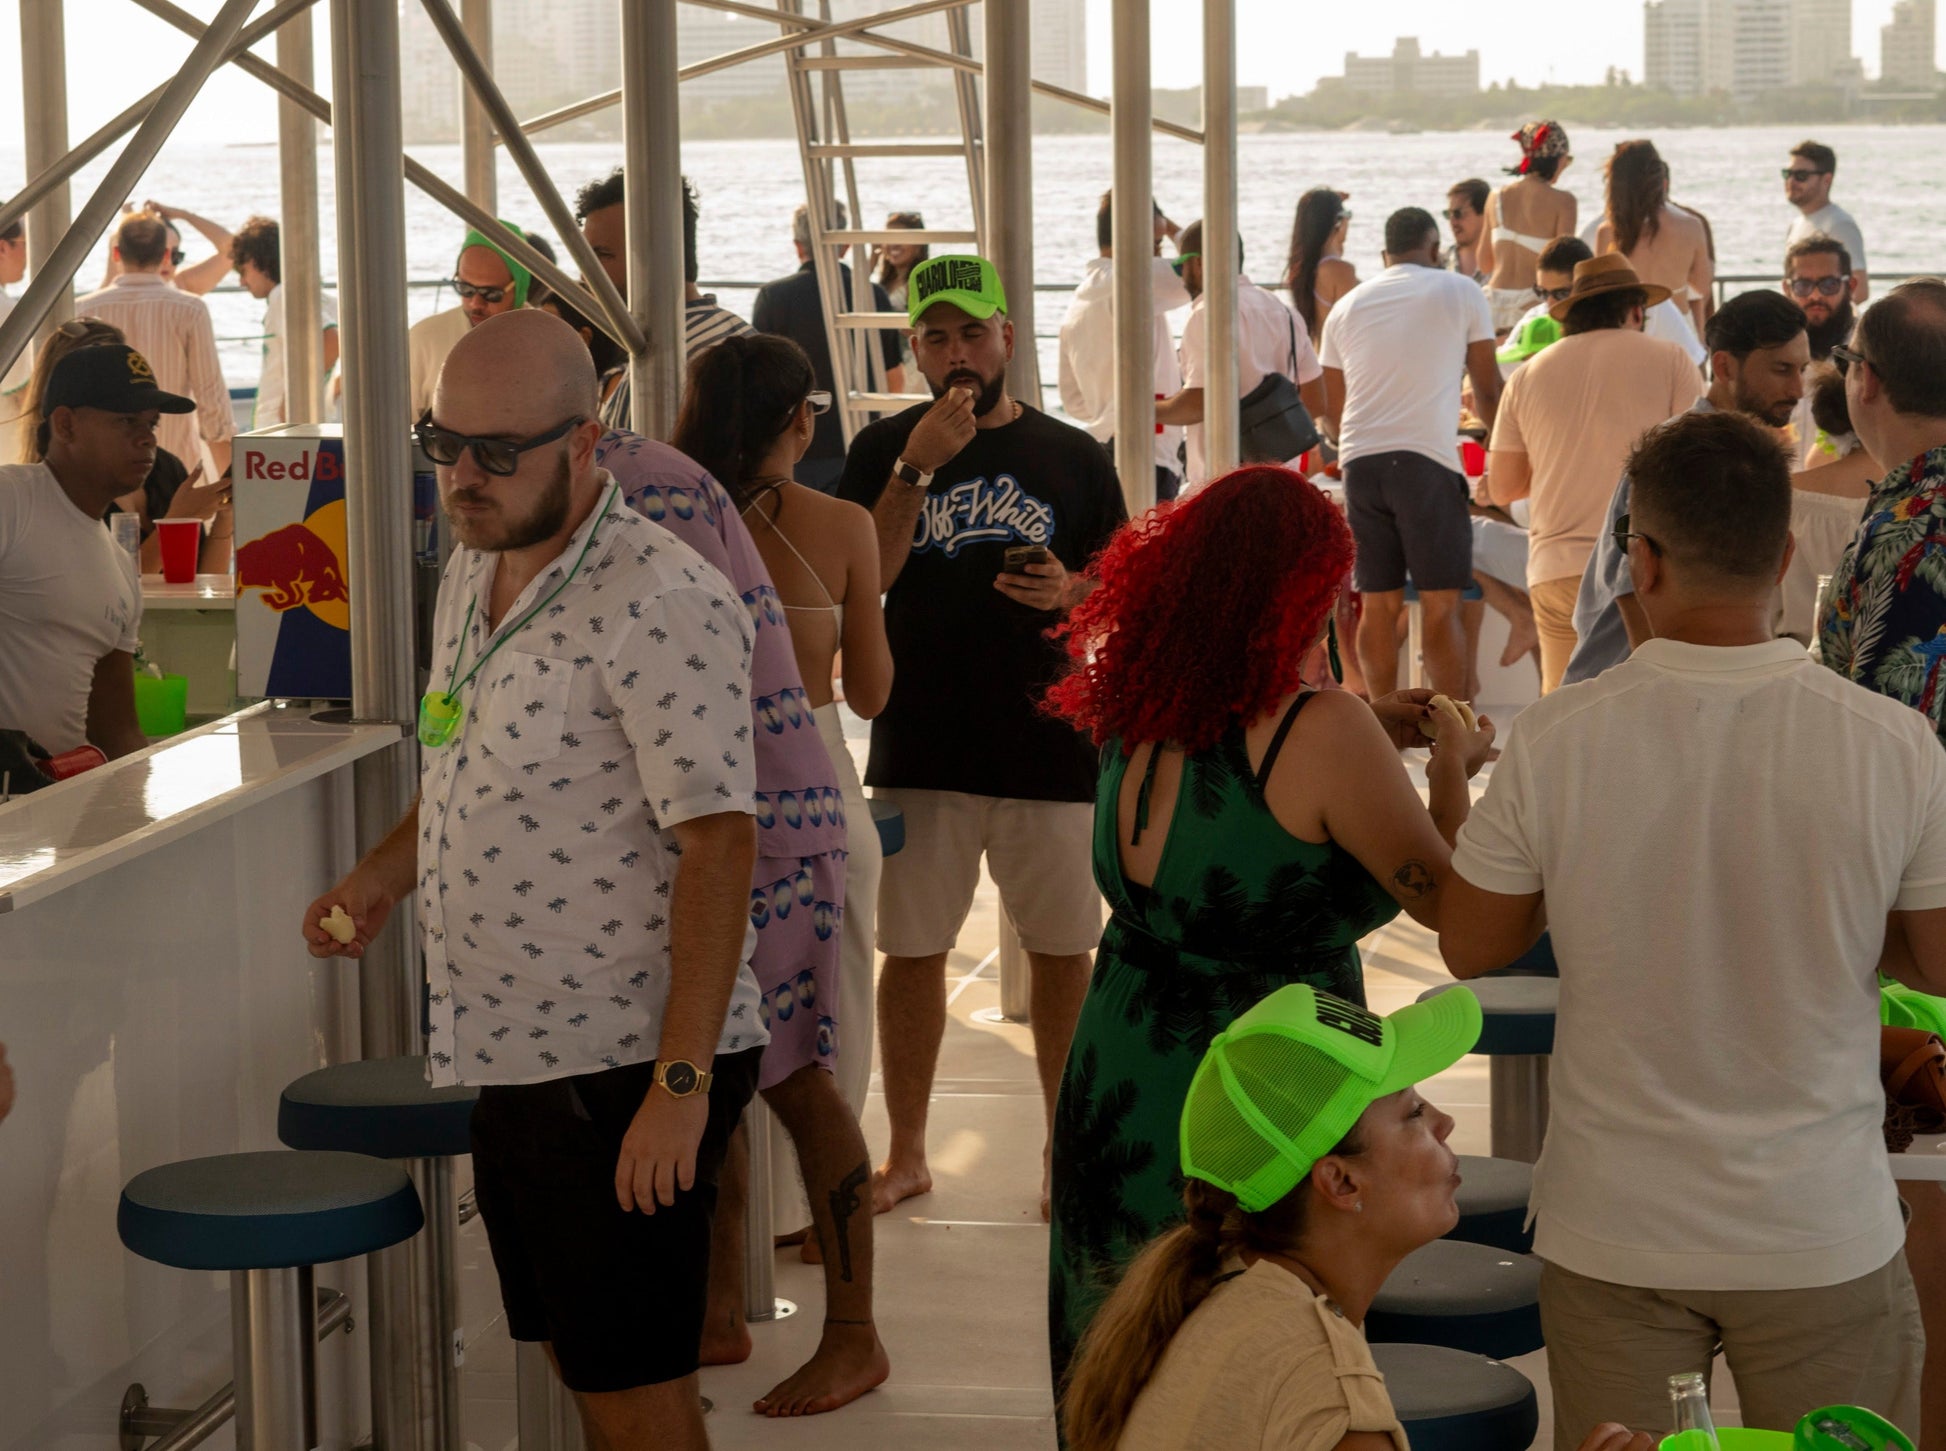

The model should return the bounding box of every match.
[1319,263,1494,470]
[1453,638,1946,1290]
[1056,255,1188,477]
[417,474,768,1086]
[1179,275,1323,487]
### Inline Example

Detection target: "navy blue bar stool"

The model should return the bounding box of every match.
[1448,1154,1535,1254]
[119,1150,422,1449]
[1366,1238,1544,1359]
[1372,1342,1540,1451]
[278,1057,478,1449]
[1419,977,1557,1161]
[871,797,905,857]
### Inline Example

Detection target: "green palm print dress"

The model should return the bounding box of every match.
[1046,692,1401,1390]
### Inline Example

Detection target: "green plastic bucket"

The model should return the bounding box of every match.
[134,673,188,738]
[1662,1432,1792,1451]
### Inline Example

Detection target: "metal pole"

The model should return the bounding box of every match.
[515,1342,586,1451]
[1489,1057,1551,1163]
[277,8,324,426]
[0,0,257,396]
[621,0,686,438]
[1201,0,1240,479]
[1,0,320,239]
[742,1107,783,1324]
[460,0,496,212]
[331,4,430,1445]
[416,0,642,351]
[18,0,72,352]
[983,0,1039,403]
[1111,0,1156,515]
[408,1156,462,1451]
[232,1265,319,1450]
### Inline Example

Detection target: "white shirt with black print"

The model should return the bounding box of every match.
[417,471,769,1087]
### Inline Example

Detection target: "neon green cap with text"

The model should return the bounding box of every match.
[907,254,1008,326]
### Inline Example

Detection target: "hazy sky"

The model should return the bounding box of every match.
[0,1,1933,150]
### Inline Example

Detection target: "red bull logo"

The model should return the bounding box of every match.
[237,521,349,613]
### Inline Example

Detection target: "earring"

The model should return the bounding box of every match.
[1354,1203,1364,1212]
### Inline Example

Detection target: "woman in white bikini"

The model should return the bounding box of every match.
[1594,139,1713,339]
[671,332,894,1190]
[1477,120,1577,336]
[1283,188,1359,346]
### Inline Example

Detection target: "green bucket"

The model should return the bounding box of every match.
[1662,1409,1915,1451]
[1663,1432,1792,1451]
[133,673,189,738]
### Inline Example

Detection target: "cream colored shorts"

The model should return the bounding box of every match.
[871,789,1103,958]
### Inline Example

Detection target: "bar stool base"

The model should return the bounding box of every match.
[748,1297,798,1325]
[971,1007,1029,1026]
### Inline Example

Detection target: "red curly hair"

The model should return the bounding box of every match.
[1045,465,1354,753]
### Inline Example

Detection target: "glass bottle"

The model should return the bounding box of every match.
[1669,1372,1721,1451]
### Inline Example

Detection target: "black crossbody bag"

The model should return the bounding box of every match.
[1237,307,1321,464]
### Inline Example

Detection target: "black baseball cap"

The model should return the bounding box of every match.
[43,344,195,416]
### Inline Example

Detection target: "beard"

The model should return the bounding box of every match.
[1738,390,1801,430]
[1804,299,1855,361]
[930,365,1007,419]
[443,451,573,552]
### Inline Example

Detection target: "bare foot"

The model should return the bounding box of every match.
[773,1225,810,1250]
[698,1312,752,1367]
[754,1322,890,1418]
[1498,620,1539,669]
[871,1159,931,1214]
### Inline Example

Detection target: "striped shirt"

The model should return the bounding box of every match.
[74,273,232,469]
[597,295,757,430]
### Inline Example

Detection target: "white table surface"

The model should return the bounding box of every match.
[0,701,400,913]
[141,572,237,611]
[1892,1134,1946,1182]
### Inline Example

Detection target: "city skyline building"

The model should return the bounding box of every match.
[1645,0,1864,96]
[1881,0,1941,88]
[1339,36,1482,97]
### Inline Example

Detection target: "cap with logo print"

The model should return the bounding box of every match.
[1181,983,1482,1212]
[906,254,1009,327]
[44,344,195,417]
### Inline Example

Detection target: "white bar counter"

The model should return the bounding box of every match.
[0,703,403,1451]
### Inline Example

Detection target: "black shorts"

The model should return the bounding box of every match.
[1342,449,1474,593]
[470,1048,763,1393]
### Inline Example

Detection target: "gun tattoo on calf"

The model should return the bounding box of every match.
[827,1160,870,1284]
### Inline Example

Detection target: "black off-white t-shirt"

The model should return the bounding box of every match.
[0,462,141,752]
[838,403,1127,802]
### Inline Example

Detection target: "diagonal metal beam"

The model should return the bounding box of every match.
[122,0,640,354]
[0,0,259,389]
[513,0,1204,147]
[416,0,641,353]
[0,0,322,238]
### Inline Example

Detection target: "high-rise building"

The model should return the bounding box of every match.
[1882,0,1940,90]
[1645,0,1859,97]
[1340,37,1481,96]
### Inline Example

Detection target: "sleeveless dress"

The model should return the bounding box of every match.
[1046,693,1401,1390]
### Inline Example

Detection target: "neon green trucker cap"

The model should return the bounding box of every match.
[906,254,1009,326]
[1181,984,1482,1213]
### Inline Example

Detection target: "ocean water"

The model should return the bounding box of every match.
[5,122,1940,392]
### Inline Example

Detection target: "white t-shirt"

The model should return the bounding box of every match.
[1318,263,1493,469]
[1055,255,1187,477]
[0,285,33,427]
[252,283,340,430]
[0,461,142,752]
[1180,275,1323,486]
[1453,637,1946,1291]
[1787,202,1867,274]
[408,306,472,419]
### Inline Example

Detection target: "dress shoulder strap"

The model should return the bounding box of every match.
[1255,692,1315,789]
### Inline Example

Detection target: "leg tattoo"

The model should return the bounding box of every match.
[827,1160,869,1284]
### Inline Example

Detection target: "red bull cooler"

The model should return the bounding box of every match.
[233,426,353,700]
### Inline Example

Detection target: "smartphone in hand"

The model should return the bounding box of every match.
[1002,545,1051,573]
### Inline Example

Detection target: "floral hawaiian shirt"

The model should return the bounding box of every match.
[1818,446,1946,739]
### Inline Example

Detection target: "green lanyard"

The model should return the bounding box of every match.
[417,483,617,748]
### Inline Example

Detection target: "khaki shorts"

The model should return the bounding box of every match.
[871,789,1103,958]
[1539,1254,1924,1450]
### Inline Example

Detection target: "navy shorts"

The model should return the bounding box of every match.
[1342,450,1474,593]
[470,1048,763,1392]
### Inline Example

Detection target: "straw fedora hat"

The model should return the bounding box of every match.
[1548,253,1673,322]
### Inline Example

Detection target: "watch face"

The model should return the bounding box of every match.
[662,1060,699,1095]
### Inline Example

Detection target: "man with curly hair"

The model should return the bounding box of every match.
[227,216,338,428]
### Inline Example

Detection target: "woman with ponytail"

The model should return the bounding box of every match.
[1063,984,1650,1451]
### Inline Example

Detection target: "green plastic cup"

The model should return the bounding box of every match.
[133,672,189,738]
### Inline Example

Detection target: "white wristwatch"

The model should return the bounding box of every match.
[893,457,934,491]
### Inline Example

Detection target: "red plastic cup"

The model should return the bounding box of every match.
[1460,439,1487,478]
[156,518,201,583]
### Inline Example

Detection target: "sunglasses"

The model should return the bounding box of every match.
[450,278,509,305]
[1780,168,1829,182]
[1830,343,1869,376]
[1532,284,1573,302]
[1786,276,1847,299]
[414,412,583,476]
[1443,207,1475,221]
[1168,251,1200,276]
[1612,511,1663,559]
[804,390,832,416]
[168,247,186,267]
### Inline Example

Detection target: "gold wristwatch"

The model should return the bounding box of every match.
[654,1059,713,1098]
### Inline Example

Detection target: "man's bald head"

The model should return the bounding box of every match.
[435,308,600,434]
